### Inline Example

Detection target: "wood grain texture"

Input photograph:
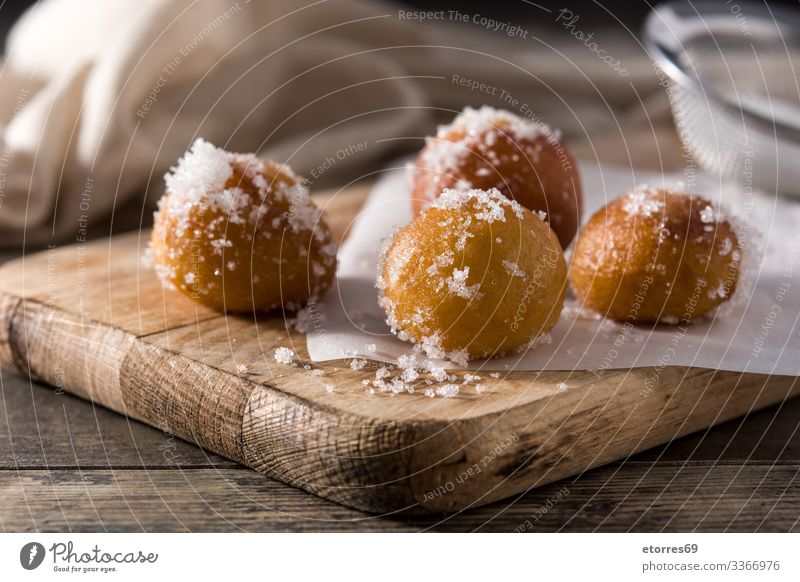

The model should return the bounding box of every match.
[2,465,799,532]
[0,370,237,470]
[5,372,800,471]
[0,184,798,514]
[4,374,800,532]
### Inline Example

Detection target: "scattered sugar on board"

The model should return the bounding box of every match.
[397,354,417,369]
[349,358,367,371]
[273,347,295,365]
[391,378,413,394]
[436,384,460,398]
[429,366,448,382]
[401,367,419,383]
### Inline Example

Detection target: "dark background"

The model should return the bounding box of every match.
[0,1,659,42]
[0,1,787,45]
[1,1,795,47]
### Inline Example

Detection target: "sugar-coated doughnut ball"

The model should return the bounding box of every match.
[150,139,336,313]
[409,106,582,249]
[378,188,567,363]
[569,187,742,324]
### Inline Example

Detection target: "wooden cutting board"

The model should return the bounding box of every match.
[1,184,797,515]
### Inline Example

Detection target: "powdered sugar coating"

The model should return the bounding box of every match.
[432,187,525,222]
[378,185,566,364]
[622,185,665,218]
[699,205,715,223]
[502,260,526,278]
[409,105,583,248]
[164,138,234,212]
[445,266,482,300]
[418,107,552,189]
[572,186,754,324]
[149,138,336,312]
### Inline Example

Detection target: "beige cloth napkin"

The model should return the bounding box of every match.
[0,0,664,247]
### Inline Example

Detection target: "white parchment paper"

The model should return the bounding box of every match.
[307,162,800,375]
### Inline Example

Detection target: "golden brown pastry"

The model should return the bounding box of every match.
[569,186,741,324]
[150,139,336,312]
[378,187,567,363]
[409,106,582,249]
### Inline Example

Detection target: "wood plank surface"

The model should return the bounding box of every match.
[4,372,800,532]
[1,180,798,515]
[0,370,236,470]
[3,465,798,533]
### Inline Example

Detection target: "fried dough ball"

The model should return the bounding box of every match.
[569,187,742,324]
[150,139,336,313]
[378,188,567,363]
[409,106,583,249]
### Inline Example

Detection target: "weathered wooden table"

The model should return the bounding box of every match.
[2,365,799,532]
[2,126,799,532]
